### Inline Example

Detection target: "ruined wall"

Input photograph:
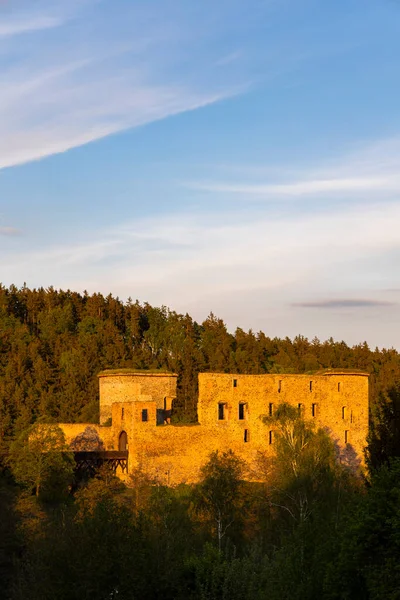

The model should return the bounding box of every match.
[126,425,246,485]
[198,371,369,468]
[105,398,250,484]
[58,423,114,451]
[60,370,369,485]
[109,414,254,485]
[111,399,156,449]
[98,371,177,424]
[103,371,368,484]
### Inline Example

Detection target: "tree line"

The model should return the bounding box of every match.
[1,283,400,444]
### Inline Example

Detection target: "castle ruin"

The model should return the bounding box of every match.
[58,369,369,484]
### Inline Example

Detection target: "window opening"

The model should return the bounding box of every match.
[239,403,246,420]
[233,379,237,388]
[121,407,124,419]
[269,403,274,417]
[342,406,346,420]
[298,403,303,414]
[141,409,148,422]
[345,430,349,444]
[218,403,226,421]
[269,430,274,445]
[312,403,317,417]
[244,429,250,443]
[338,382,341,392]
[310,381,313,392]
[278,380,282,393]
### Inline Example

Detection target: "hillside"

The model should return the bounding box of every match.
[1,284,399,443]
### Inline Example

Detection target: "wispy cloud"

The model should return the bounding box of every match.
[215,51,242,66]
[0,16,63,38]
[184,136,400,200]
[292,299,395,309]
[186,176,400,196]
[0,85,239,170]
[3,197,400,315]
[0,1,251,170]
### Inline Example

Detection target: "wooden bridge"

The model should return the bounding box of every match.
[74,450,128,477]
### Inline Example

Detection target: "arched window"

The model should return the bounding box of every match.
[119,430,128,451]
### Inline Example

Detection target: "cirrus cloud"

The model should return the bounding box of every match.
[0,15,63,38]
[0,1,251,171]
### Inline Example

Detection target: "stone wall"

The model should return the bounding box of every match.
[98,370,177,424]
[60,370,369,485]
[197,371,369,466]
[58,423,114,451]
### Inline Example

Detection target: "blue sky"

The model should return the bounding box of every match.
[1,0,400,349]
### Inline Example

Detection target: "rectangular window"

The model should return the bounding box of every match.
[269,430,274,445]
[298,403,303,415]
[141,409,148,422]
[269,402,274,417]
[342,406,346,420]
[345,430,349,444]
[312,403,317,417]
[233,379,238,388]
[310,381,313,392]
[239,403,246,420]
[218,403,226,421]
[121,407,124,419]
[338,382,341,392]
[278,380,282,393]
[244,429,250,443]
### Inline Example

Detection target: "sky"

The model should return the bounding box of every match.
[1,0,400,349]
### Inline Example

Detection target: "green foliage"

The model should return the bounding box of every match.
[185,543,271,600]
[13,497,146,600]
[8,421,74,501]
[326,459,400,600]
[0,470,20,598]
[4,429,400,600]
[74,465,128,516]
[2,284,400,598]
[257,405,360,599]
[262,403,353,538]
[366,383,400,472]
[194,450,245,550]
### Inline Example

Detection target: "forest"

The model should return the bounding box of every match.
[1,283,400,599]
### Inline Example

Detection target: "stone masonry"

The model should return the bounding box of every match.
[58,369,369,485]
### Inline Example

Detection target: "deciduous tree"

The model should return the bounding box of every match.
[194,450,244,550]
[8,421,74,501]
